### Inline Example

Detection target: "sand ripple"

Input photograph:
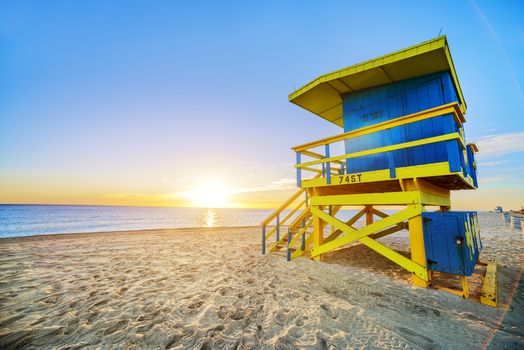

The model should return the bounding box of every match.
[0,215,523,349]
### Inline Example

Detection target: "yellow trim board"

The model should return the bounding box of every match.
[310,191,449,207]
[302,162,444,187]
[311,191,418,206]
[300,162,475,190]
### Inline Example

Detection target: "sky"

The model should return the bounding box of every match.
[0,0,523,210]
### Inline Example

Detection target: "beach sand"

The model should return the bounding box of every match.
[0,218,523,349]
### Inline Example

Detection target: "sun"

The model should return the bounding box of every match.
[189,180,230,208]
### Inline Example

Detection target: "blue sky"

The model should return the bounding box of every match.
[0,1,523,209]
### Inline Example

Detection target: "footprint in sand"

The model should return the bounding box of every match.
[320,304,338,319]
[86,312,99,325]
[229,308,245,321]
[274,311,292,326]
[217,286,234,296]
[205,324,225,337]
[274,335,297,349]
[268,277,280,289]
[188,300,204,309]
[288,326,305,339]
[295,316,308,327]
[44,295,59,304]
[218,306,228,320]
[0,314,26,334]
[316,330,329,350]
[69,299,82,309]
[200,339,214,350]
[92,299,109,308]
[103,319,129,336]
[396,326,436,348]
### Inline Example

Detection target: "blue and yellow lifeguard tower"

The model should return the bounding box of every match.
[261,37,497,306]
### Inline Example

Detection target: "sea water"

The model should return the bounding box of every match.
[0,205,273,238]
[0,205,520,239]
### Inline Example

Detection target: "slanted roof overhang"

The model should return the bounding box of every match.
[288,36,467,127]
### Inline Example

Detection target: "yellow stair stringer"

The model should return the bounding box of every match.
[288,205,342,258]
[289,219,314,258]
[270,204,313,252]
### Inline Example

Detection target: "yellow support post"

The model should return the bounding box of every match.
[328,206,334,234]
[408,210,430,287]
[365,205,373,225]
[461,276,470,299]
[480,261,498,307]
[312,205,324,261]
[403,179,434,288]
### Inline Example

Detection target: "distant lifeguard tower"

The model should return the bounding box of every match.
[261,37,497,306]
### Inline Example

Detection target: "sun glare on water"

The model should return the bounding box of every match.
[189,180,230,208]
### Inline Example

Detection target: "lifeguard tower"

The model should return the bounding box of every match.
[261,37,497,306]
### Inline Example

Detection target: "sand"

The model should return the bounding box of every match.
[0,220,523,349]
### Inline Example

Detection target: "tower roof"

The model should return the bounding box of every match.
[288,36,466,127]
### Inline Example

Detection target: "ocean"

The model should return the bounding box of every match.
[0,205,519,239]
[0,204,273,238]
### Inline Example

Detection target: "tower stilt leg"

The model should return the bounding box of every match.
[313,205,324,261]
[365,205,373,225]
[461,275,469,298]
[408,211,430,287]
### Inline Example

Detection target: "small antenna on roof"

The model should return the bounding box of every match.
[437,27,443,37]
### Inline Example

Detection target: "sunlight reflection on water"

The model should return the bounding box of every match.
[204,208,217,227]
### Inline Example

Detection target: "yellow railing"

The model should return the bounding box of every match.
[292,102,464,152]
[260,174,328,255]
[260,187,308,255]
[292,102,466,186]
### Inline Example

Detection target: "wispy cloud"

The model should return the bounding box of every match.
[477,160,506,167]
[96,192,183,207]
[166,177,297,199]
[228,178,297,194]
[475,131,524,157]
[240,162,294,170]
[97,177,299,208]
[478,175,512,185]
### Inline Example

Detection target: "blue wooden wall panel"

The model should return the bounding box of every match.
[342,71,464,174]
[422,212,481,276]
